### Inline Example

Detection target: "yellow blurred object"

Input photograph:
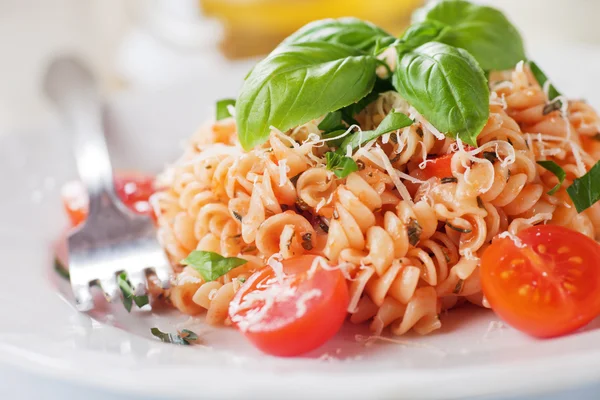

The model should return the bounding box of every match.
[201,0,424,58]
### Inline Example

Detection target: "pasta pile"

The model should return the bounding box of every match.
[152,63,600,335]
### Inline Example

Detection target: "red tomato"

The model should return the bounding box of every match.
[481,225,600,338]
[229,255,349,356]
[420,154,453,179]
[62,173,156,227]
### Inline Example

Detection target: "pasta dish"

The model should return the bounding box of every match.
[60,0,600,356]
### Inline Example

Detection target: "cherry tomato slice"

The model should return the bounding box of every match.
[62,173,156,227]
[420,153,453,179]
[229,255,349,357]
[481,225,600,338]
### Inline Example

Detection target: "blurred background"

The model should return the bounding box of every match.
[2,0,600,135]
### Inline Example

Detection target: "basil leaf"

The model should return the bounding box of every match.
[236,42,378,150]
[339,77,395,125]
[54,257,70,280]
[118,272,149,312]
[528,61,562,101]
[414,0,526,71]
[182,251,247,282]
[337,110,413,153]
[325,152,358,178]
[322,129,348,148]
[150,328,198,346]
[393,42,489,147]
[318,111,344,132]
[282,17,395,53]
[400,20,448,50]
[566,161,600,213]
[216,99,236,120]
[537,161,566,195]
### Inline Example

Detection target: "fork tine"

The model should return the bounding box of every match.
[73,284,94,312]
[126,270,148,296]
[99,276,120,302]
[153,266,172,289]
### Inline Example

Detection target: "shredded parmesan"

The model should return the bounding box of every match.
[368,147,415,203]
[295,289,322,318]
[497,231,526,248]
[277,159,289,187]
[408,107,445,140]
[267,253,285,284]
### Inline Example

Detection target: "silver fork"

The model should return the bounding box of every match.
[44,56,172,311]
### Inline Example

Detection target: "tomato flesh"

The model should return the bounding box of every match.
[481,225,600,337]
[229,255,349,356]
[62,173,155,227]
[421,153,453,179]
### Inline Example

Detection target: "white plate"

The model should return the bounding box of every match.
[3,45,600,400]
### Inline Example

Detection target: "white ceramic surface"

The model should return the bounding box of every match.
[2,45,600,400]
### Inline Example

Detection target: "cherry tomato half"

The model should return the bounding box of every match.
[420,153,453,179]
[481,225,600,338]
[229,255,349,357]
[61,173,156,227]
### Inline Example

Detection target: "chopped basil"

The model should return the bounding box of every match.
[453,279,464,295]
[238,277,247,284]
[318,217,330,233]
[150,328,199,345]
[407,218,423,246]
[482,151,498,163]
[301,233,313,250]
[337,110,413,154]
[325,152,359,178]
[537,160,566,195]
[528,61,561,101]
[543,99,562,115]
[118,272,149,313]
[181,251,248,282]
[321,129,348,149]
[446,221,472,234]
[566,160,600,213]
[318,111,345,132]
[232,211,243,222]
[54,257,70,280]
[216,99,236,120]
[441,177,458,184]
[477,196,485,209]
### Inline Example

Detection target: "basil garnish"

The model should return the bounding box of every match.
[54,257,70,280]
[282,17,395,54]
[393,42,489,146]
[537,160,566,195]
[150,328,199,346]
[236,42,378,150]
[216,99,236,121]
[325,152,358,178]
[318,111,345,132]
[528,61,562,101]
[182,251,247,282]
[566,161,600,213]
[338,110,413,153]
[118,272,149,313]
[413,0,526,71]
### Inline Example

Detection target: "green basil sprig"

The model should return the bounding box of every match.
[567,161,600,213]
[393,42,489,146]
[182,251,247,282]
[118,272,150,313]
[337,110,413,153]
[236,42,378,150]
[325,152,358,178]
[282,17,395,54]
[528,61,562,101]
[537,160,566,195]
[216,99,236,120]
[150,328,199,346]
[413,0,526,71]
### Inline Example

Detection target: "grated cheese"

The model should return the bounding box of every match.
[267,253,285,284]
[408,107,445,140]
[497,231,526,248]
[295,288,322,318]
[277,159,289,187]
[368,147,415,203]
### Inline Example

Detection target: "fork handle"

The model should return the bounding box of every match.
[44,56,116,209]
